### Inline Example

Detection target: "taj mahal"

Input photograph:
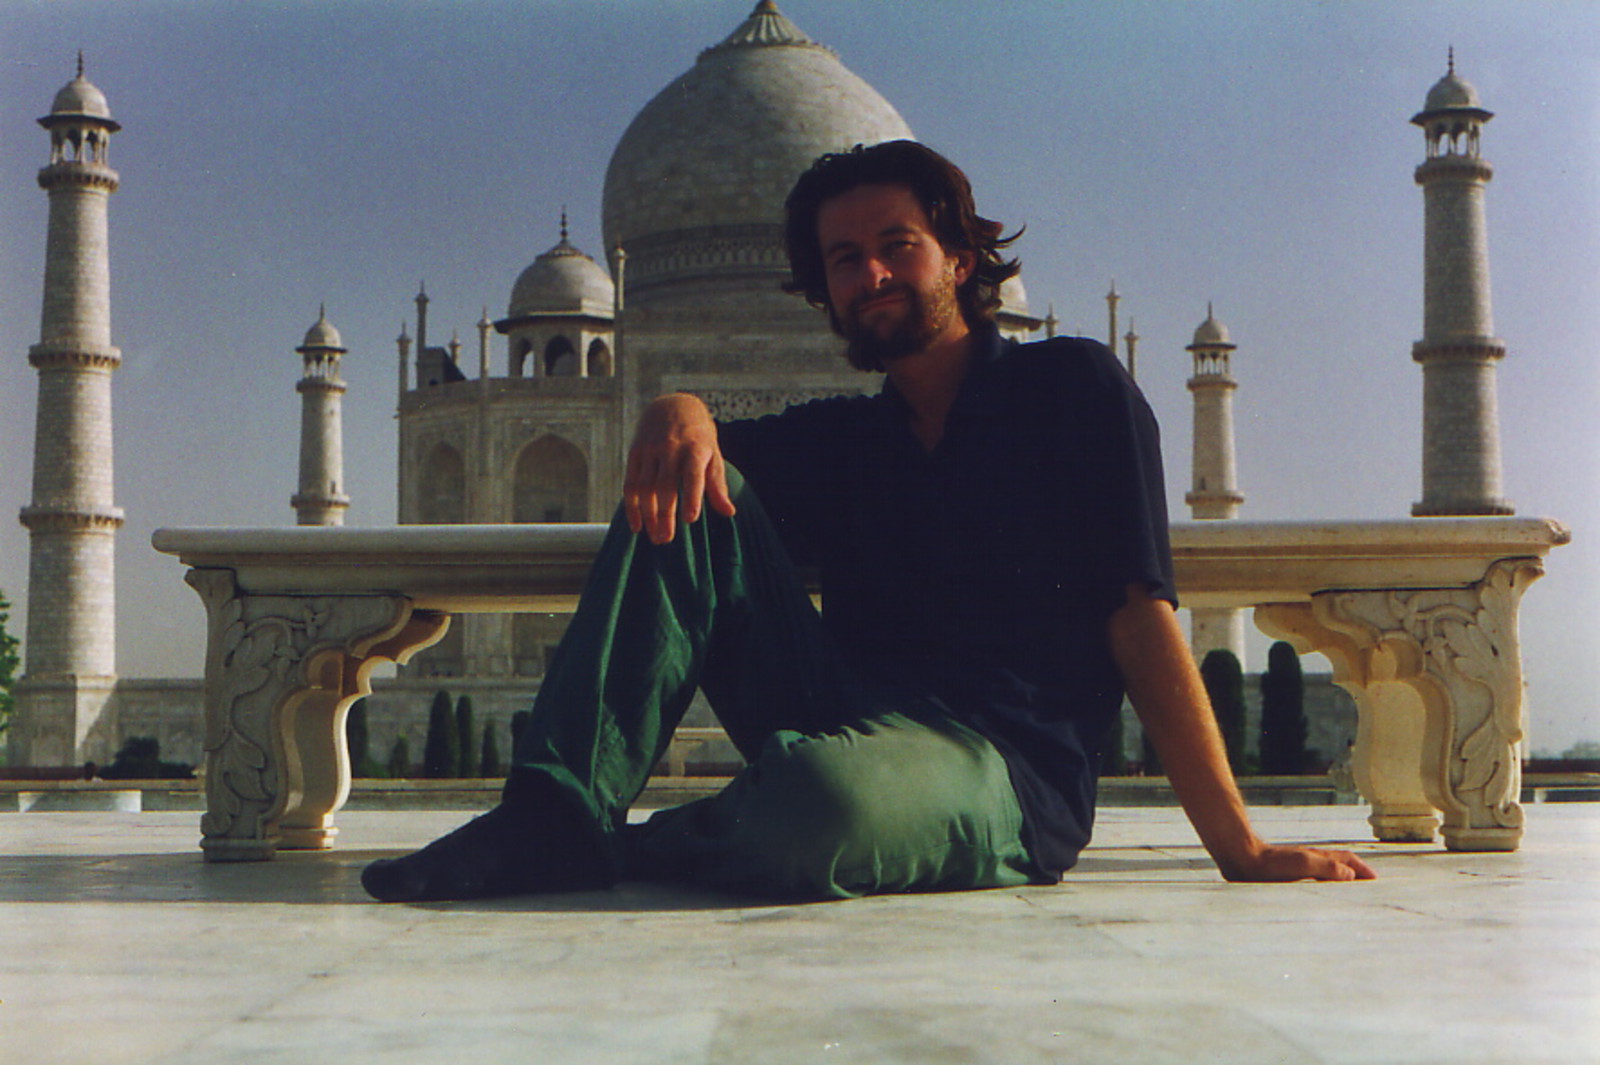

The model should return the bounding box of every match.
[9,3,1523,779]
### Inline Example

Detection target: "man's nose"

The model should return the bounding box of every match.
[863,255,892,289]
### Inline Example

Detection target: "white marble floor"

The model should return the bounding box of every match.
[1,805,1596,1064]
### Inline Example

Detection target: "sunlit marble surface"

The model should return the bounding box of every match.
[2,806,1595,1064]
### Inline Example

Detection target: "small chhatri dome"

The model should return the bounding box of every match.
[1191,305,1234,348]
[1425,70,1481,112]
[1414,51,1492,125]
[301,307,344,351]
[43,54,120,130]
[508,220,616,318]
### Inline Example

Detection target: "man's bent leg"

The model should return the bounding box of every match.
[364,467,852,901]
[629,710,1049,899]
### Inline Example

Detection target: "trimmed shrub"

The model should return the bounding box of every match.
[455,695,478,778]
[1102,704,1127,775]
[387,735,412,779]
[480,721,503,778]
[346,698,372,777]
[1259,641,1309,774]
[1200,648,1249,774]
[423,690,459,778]
[510,709,532,756]
[100,736,194,780]
[1141,730,1163,777]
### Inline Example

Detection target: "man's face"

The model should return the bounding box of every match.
[816,183,975,367]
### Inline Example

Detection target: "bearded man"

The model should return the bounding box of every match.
[363,141,1374,903]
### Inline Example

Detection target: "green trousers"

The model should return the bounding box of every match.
[509,467,1047,899]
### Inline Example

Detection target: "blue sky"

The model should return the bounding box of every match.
[1,0,1596,751]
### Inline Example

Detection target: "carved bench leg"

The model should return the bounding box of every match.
[185,569,450,861]
[1256,557,1541,852]
[1257,602,1438,843]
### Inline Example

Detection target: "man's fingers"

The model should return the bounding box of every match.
[679,451,708,527]
[646,465,675,543]
[623,449,646,534]
[706,453,737,518]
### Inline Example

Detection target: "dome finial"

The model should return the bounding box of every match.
[560,206,569,243]
[1448,45,1455,76]
[76,50,85,79]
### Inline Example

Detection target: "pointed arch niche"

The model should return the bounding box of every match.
[418,442,467,524]
[513,434,588,524]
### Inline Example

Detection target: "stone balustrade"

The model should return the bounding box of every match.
[153,516,1568,862]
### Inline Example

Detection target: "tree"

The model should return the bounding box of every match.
[1200,648,1249,774]
[455,695,478,778]
[423,690,460,778]
[1259,641,1309,774]
[0,590,19,737]
[480,721,503,778]
[387,735,412,779]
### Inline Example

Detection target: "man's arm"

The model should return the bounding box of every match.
[623,393,736,544]
[1108,584,1376,882]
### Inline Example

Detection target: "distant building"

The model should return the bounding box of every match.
[8,9,1483,774]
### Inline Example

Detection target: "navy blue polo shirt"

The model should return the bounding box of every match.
[716,325,1176,875]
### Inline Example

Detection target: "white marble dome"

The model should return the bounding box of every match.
[1192,310,1233,348]
[601,1,912,302]
[1423,69,1483,114]
[50,74,114,122]
[301,310,344,351]
[509,235,615,319]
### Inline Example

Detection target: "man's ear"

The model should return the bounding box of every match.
[951,248,977,287]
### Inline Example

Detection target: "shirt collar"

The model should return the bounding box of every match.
[878,321,1009,420]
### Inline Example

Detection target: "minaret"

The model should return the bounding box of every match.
[1124,318,1140,381]
[13,59,125,766]
[292,308,350,526]
[1105,281,1120,350]
[1411,53,1513,516]
[1185,306,1246,667]
[1186,306,1243,519]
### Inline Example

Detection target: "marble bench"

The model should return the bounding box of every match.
[153,516,1568,862]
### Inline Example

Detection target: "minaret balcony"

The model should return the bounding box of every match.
[27,343,122,370]
[1414,156,1493,185]
[20,503,125,532]
[36,161,119,191]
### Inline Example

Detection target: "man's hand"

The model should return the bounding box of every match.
[1217,842,1377,883]
[623,393,736,544]
[1109,585,1378,884]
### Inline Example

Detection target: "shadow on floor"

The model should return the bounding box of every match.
[0,844,1321,909]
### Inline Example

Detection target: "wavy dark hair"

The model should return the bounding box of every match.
[782,140,1021,329]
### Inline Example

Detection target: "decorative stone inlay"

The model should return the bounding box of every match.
[185,568,449,861]
[622,224,789,288]
[694,386,861,421]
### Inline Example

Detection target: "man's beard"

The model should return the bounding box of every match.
[834,277,962,372]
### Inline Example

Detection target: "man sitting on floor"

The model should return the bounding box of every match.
[362,140,1375,902]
